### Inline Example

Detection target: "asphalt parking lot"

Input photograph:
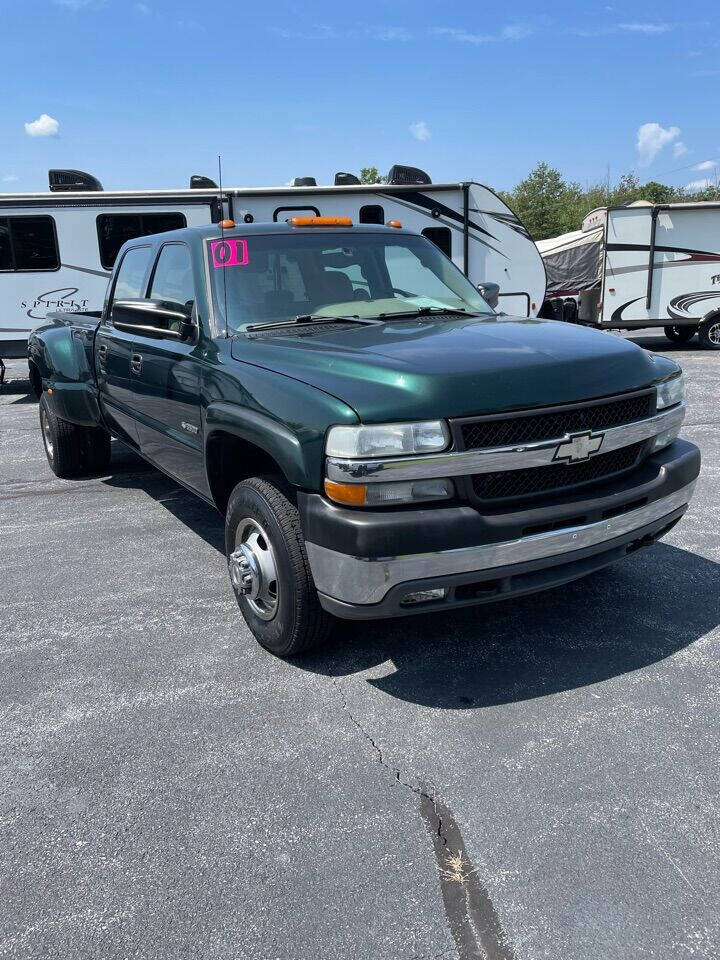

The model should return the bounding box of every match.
[1,332,718,960]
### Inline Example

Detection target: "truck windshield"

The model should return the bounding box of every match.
[207,231,494,333]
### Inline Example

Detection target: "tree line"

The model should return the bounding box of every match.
[359,163,720,241]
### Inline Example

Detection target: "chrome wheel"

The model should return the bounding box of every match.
[228,518,279,621]
[40,406,54,461]
[709,322,720,346]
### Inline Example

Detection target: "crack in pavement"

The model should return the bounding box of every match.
[332,675,516,960]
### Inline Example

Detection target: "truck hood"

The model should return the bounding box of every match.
[231,315,661,422]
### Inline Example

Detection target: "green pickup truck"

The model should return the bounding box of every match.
[28,217,700,656]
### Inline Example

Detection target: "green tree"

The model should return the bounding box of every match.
[359,166,386,184]
[503,163,574,240]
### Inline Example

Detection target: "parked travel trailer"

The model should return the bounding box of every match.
[1,165,546,381]
[538,200,720,349]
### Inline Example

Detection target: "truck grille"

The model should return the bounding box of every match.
[460,391,654,451]
[454,389,655,504]
[471,442,645,501]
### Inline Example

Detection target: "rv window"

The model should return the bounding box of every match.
[422,227,452,258]
[111,246,153,303]
[96,213,186,269]
[0,216,59,272]
[359,205,384,225]
[149,244,195,309]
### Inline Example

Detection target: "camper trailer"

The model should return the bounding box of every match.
[538,200,720,349]
[1,165,546,382]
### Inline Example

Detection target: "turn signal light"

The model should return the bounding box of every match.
[291,216,353,227]
[324,479,367,505]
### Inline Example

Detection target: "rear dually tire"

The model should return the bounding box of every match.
[39,394,111,479]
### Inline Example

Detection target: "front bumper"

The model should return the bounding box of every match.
[299,439,700,619]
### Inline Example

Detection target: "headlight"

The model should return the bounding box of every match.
[326,420,449,459]
[324,477,453,507]
[656,373,685,410]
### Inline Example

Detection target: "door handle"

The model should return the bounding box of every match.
[97,342,108,372]
[130,353,143,375]
[97,343,108,356]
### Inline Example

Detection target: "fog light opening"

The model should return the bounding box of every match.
[400,587,447,606]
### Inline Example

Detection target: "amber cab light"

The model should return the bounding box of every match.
[324,479,367,505]
[219,219,235,228]
[291,216,353,227]
[387,219,402,229]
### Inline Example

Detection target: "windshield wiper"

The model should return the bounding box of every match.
[373,306,473,320]
[246,314,381,333]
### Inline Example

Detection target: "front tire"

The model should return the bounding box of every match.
[698,316,720,350]
[39,394,111,478]
[225,477,333,656]
[664,324,697,344]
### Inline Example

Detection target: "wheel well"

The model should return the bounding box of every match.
[206,431,286,514]
[28,360,43,399]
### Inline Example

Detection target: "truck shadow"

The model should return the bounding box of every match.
[99,450,719,710]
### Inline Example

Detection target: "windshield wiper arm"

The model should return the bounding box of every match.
[373,306,471,320]
[247,314,381,333]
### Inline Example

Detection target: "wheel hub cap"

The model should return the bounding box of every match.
[709,323,720,345]
[228,519,279,621]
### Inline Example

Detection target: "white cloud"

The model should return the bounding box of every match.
[673,141,687,158]
[24,113,60,137]
[135,2,150,13]
[636,122,680,166]
[409,120,431,141]
[433,23,532,44]
[500,23,533,40]
[693,159,717,171]
[618,22,670,33]
[686,178,714,190]
[2,174,19,183]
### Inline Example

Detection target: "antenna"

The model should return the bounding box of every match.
[218,154,229,338]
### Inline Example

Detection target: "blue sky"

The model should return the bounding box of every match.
[2,0,719,194]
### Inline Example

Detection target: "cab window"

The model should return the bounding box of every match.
[149,244,195,310]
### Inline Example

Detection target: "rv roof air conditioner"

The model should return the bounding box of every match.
[334,172,361,186]
[387,164,431,186]
[293,177,317,187]
[48,169,103,192]
[190,175,219,189]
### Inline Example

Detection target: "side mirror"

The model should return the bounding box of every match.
[111,299,195,341]
[477,282,500,309]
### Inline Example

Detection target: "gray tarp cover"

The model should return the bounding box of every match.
[537,229,603,293]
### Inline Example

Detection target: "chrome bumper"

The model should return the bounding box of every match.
[305,481,695,606]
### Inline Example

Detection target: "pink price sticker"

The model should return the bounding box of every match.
[211,238,249,269]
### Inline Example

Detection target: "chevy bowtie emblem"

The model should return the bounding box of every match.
[553,430,605,463]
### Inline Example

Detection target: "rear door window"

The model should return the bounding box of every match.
[110,246,153,304]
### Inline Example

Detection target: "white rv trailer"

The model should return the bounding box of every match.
[0,165,546,378]
[537,200,720,349]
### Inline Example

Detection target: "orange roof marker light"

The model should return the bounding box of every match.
[290,216,353,227]
[219,219,235,229]
[387,219,402,229]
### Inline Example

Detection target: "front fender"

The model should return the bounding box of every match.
[204,371,358,490]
